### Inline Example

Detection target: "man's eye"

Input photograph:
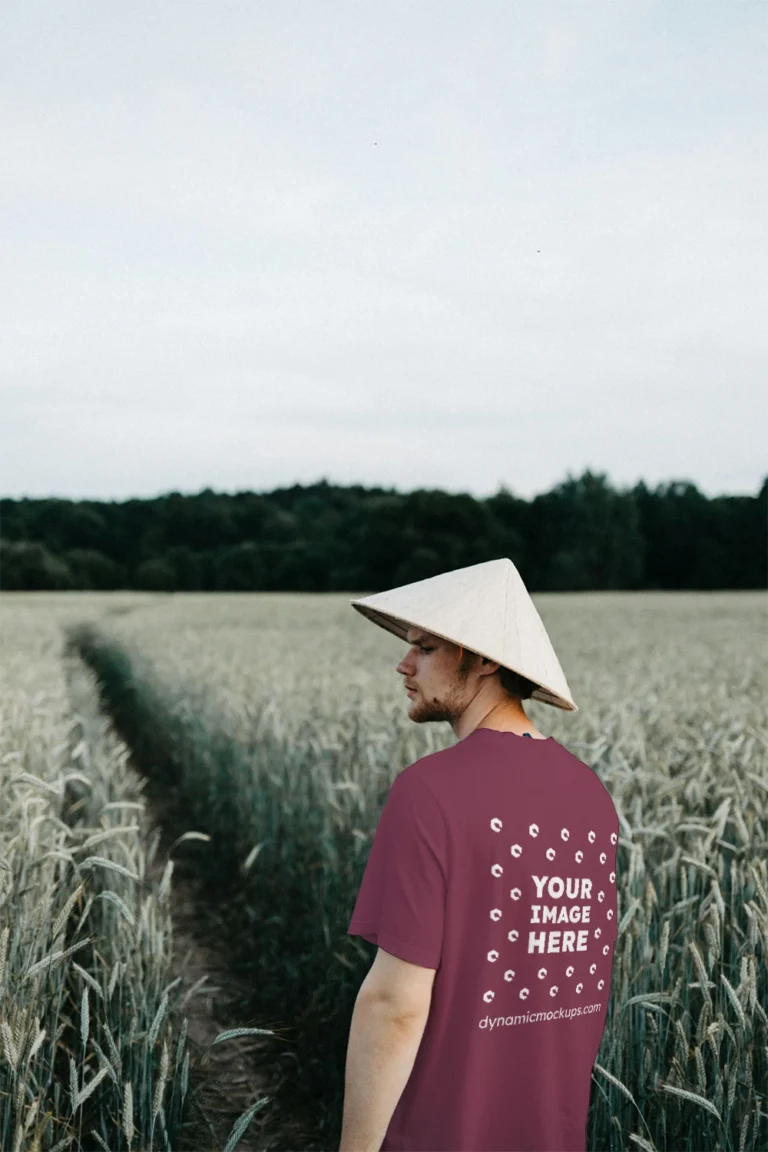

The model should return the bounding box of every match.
[419,646,432,652]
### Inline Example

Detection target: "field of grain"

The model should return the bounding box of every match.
[0,596,270,1152]
[2,590,767,1151]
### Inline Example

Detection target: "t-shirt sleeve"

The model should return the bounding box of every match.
[347,771,447,970]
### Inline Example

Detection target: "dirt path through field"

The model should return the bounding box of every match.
[163,865,276,1152]
[147,843,325,1152]
[66,625,324,1151]
[121,767,290,1151]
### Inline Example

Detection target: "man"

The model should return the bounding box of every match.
[340,558,619,1152]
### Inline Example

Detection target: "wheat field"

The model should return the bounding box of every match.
[0,596,271,1151]
[1,590,766,1151]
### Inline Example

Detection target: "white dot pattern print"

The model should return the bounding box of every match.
[484,814,618,1007]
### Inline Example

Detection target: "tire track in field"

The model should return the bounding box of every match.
[62,627,281,1152]
[147,848,274,1152]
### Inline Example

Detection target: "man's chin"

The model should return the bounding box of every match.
[408,705,451,724]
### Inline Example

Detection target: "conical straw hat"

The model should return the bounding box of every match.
[350,557,577,712]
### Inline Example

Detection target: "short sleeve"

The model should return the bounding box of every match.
[347,771,447,970]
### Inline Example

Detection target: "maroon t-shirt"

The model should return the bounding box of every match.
[347,727,620,1152]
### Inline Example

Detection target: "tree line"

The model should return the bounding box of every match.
[1,470,765,593]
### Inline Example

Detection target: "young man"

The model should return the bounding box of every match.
[341,558,620,1152]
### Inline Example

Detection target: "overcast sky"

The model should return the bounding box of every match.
[1,1,766,504]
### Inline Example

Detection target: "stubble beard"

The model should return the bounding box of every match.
[408,679,468,725]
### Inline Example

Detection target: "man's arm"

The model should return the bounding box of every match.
[339,992,430,1152]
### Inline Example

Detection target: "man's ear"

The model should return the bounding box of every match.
[478,657,502,676]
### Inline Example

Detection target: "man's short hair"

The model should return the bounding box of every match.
[457,647,537,701]
[497,664,538,701]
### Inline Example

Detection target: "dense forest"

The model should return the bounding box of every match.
[1,469,766,592]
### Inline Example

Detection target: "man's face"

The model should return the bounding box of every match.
[395,627,474,724]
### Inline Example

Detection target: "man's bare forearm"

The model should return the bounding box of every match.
[339,994,429,1152]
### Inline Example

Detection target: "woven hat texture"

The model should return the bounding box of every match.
[350,557,577,712]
